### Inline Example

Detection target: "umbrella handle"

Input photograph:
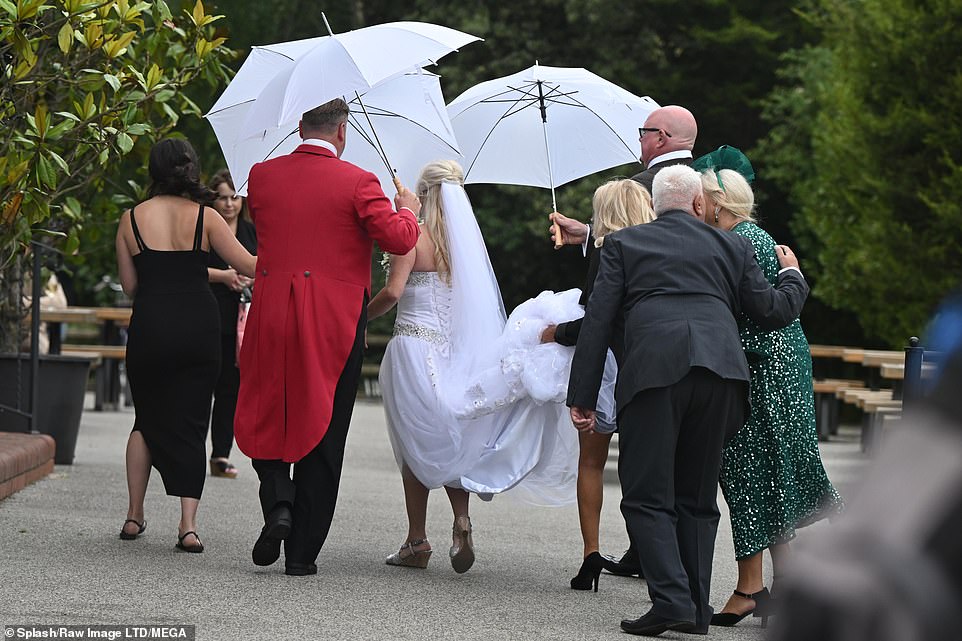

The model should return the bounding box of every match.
[550,186,563,249]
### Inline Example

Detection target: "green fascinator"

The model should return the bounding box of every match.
[691,145,755,192]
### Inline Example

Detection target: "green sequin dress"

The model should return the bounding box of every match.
[720,221,844,560]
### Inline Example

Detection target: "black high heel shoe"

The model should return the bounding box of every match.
[710,587,772,628]
[570,552,604,591]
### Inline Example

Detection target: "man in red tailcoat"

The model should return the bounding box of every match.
[234,98,420,576]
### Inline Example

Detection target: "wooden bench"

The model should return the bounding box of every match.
[809,344,849,359]
[836,386,901,452]
[809,343,857,382]
[880,362,939,381]
[812,378,864,440]
[61,344,127,411]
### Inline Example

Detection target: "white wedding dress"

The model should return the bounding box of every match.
[379,273,590,506]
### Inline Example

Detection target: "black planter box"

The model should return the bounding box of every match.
[0,354,91,464]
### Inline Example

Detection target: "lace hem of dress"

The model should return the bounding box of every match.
[394,321,446,347]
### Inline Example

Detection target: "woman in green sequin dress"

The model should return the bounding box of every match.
[698,160,843,624]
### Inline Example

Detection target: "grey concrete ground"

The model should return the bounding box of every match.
[0,396,869,641]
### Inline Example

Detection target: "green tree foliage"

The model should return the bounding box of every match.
[0,0,233,350]
[760,0,962,346]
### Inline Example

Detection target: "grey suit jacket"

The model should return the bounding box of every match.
[567,210,810,411]
[630,157,693,193]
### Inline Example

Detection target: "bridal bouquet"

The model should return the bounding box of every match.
[379,251,392,277]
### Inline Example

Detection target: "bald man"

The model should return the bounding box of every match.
[548,106,698,247]
[631,105,698,193]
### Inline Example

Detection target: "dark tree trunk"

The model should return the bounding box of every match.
[0,256,26,354]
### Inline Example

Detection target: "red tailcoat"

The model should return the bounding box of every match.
[234,144,419,462]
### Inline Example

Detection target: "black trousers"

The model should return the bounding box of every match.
[251,304,366,566]
[618,367,745,626]
[210,332,239,459]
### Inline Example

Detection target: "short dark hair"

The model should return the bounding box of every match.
[301,98,350,134]
[147,138,215,205]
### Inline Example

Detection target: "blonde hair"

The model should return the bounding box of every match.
[415,160,464,284]
[700,169,756,223]
[592,179,655,247]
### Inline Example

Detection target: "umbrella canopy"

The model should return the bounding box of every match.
[447,64,659,204]
[221,21,481,141]
[207,70,461,196]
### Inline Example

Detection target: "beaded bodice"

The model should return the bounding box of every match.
[392,271,453,350]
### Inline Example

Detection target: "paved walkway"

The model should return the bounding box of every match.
[0,398,869,640]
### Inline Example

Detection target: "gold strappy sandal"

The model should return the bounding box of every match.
[386,539,432,568]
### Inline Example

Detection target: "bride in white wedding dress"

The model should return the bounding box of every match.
[369,160,584,574]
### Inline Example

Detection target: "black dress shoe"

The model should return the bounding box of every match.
[251,504,292,567]
[675,621,709,635]
[620,612,694,637]
[285,562,317,576]
[603,546,644,578]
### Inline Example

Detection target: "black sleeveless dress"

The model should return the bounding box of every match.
[125,204,221,499]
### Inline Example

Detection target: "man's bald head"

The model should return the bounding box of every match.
[639,106,698,166]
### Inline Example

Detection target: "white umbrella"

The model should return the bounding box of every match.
[233,21,481,140]
[205,20,479,193]
[447,63,660,210]
[207,70,462,197]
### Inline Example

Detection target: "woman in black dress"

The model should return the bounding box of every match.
[115,139,257,552]
[206,170,257,479]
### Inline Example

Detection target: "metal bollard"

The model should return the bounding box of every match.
[902,336,925,410]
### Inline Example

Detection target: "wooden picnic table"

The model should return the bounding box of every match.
[41,307,131,353]
[39,308,100,324]
[40,306,132,410]
[809,344,849,359]
[860,350,905,368]
[881,361,938,380]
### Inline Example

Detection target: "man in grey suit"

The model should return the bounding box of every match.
[567,165,810,636]
[548,105,701,579]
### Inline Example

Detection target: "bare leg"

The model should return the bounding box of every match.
[178,497,201,546]
[400,465,431,546]
[576,431,613,558]
[444,485,470,520]
[445,485,474,573]
[123,431,150,536]
[719,551,766,615]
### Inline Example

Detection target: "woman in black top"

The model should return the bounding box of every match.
[206,170,257,479]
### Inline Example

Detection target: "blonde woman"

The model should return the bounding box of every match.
[541,179,656,591]
[695,147,842,627]
[369,160,580,574]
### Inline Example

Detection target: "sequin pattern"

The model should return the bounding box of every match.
[720,221,844,560]
[393,321,446,347]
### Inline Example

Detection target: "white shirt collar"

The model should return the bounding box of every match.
[300,138,338,155]
[647,149,693,168]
